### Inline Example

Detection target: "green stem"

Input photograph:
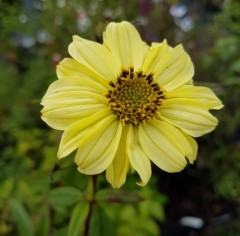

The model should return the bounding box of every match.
[83,175,96,236]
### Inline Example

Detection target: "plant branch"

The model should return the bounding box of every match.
[83,175,96,236]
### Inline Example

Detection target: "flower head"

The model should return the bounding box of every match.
[41,21,223,188]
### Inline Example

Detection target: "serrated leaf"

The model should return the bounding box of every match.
[8,198,34,236]
[68,201,90,236]
[96,189,144,204]
[48,186,83,206]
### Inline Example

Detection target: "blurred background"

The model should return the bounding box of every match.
[0,0,240,235]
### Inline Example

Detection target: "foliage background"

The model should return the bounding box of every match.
[0,0,240,235]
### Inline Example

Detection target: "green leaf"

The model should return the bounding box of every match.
[52,227,68,236]
[8,198,34,236]
[35,208,50,236]
[68,201,90,236]
[88,204,114,236]
[96,189,144,204]
[48,186,83,206]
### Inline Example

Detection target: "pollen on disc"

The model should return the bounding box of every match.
[106,67,165,126]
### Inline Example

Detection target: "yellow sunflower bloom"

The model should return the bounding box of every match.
[41,21,223,188]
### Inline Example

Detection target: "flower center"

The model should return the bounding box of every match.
[106,67,165,126]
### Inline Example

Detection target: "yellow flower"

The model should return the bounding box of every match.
[41,21,223,188]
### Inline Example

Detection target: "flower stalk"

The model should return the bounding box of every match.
[83,175,96,236]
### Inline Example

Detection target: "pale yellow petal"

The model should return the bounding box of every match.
[57,110,114,158]
[106,126,129,188]
[68,36,118,81]
[41,104,107,130]
[186,79,193,85]
[166,85,223,109]
[127,125,151,186]
[56,58,105,85]
[142,40,172,76]
[42,77,107,99]
[152,119,197,164]
[40,78,108,130]
[180,131,198,164]
[103,21,145,69]
[139,121,188,172]
[159,99,218,137]
[75,120,122,174]
[41,96,107,130]
[157,45,194,91]
[142,41,150,59]
[143,42,194,91]
[42,91,106,107]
